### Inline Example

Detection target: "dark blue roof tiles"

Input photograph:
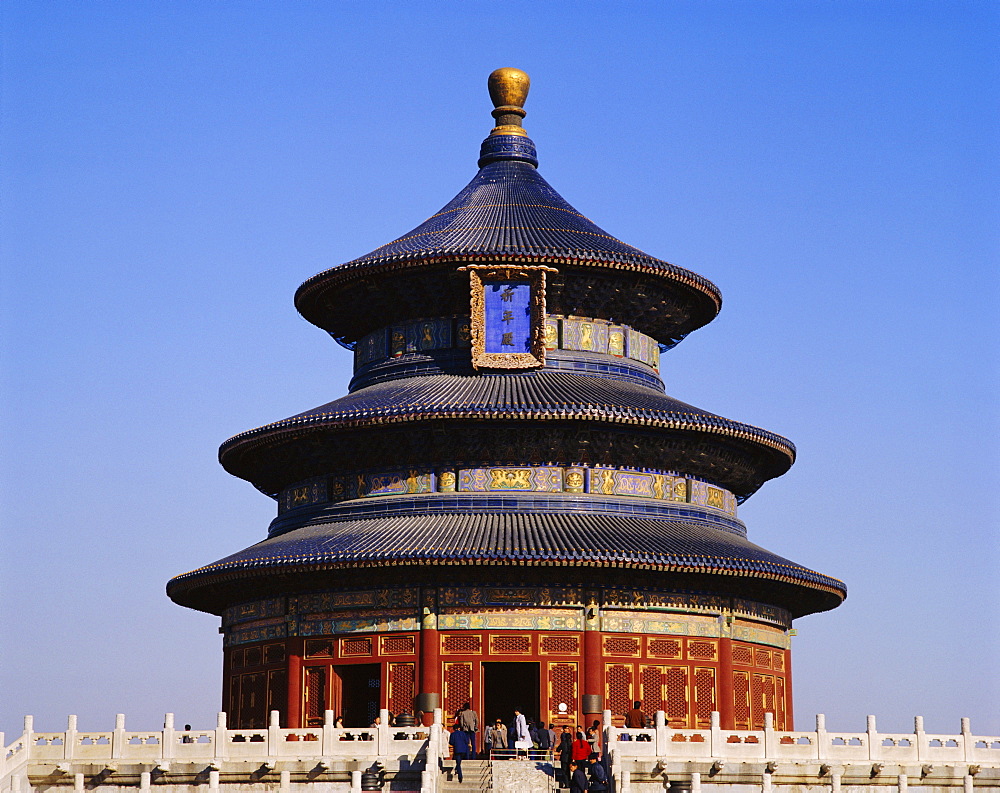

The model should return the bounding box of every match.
[346,160,648,264]
[167,512,846,611]
[294,159,721,305]
[220,370,796,462]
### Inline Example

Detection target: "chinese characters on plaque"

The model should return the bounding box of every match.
[461,264,556,370]
[485,282,532,353]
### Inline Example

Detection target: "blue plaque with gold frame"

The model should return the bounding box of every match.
[460,264,556,370]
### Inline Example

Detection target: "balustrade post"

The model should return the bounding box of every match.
[691,771,701,793]
[268,710,281,757]
[764,712,776,758]
[112,714,126,760]
[23,716,33,764]
[710,711,722,758]
[914,716,925,762]
[350,769,362,793]
[815,714,828,764]
[378,708,390,755]
[74,772,84,792]
[279,769,291,792]
[619,768,630,793]
[762,768,773,793]
[655,710,666,756]
[831,771,841,793]
[961,717,971,762]
[898,772,907,793]
[209,769,220,790]
[323,709,335,754]
[65,715,77,762]
[866,715,878,761]
[162,713,175,760]
[215,711,229,762]
[140,770,151,791]
[963,774,974,793]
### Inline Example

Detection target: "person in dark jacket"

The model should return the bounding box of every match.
[569,761,589,793]
[588,752,608,791]
[448,725,472,783]
[557,726,573,787]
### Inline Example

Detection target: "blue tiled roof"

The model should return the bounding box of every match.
[221,370,794,463]
[295,136,721,306]
[167,511,846,616]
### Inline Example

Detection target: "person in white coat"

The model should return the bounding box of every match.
[513,708,530,753]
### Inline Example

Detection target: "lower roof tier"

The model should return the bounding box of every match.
[166,508,845,618]
[220,370,795,500]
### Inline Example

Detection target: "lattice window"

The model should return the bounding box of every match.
[547,663,578,718]
[754,648,771,668]
[732,644,753,665]
[687,640,717,660]
[231,648,245,669]
[381,635,416,655]
[751,674,776,729]
[244,646,263,667]
[647,638,681,659]
[490,634,531,655]
[341,637,373,657]
[305,667,327,725]
[227,676,240,726]
[639,666,664,718]
[265,644,286,665]
[665,666,689,727]
[775,676,786,729]
[603,636,641,656]
[606,664,633,716]
[239,672,267,728]
[733,671,751,729]
[388,663,415,715]
[772,652,785,672]
[540,635,580,655]
[444,663,473,715]
[693,667,716,726]
[442,634,482,654]
[305,639,335,658]
[268,669,287,722]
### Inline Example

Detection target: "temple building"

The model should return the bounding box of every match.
[166,68,846,735]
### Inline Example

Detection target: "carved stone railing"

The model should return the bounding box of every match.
[602,711,1000,791]
[603,711,1000,766]
[2,709,443,793]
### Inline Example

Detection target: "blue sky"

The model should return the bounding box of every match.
[2,2,997,739]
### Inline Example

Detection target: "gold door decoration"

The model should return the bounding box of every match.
[460,264,556,370]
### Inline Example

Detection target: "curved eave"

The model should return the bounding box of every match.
[166,514,845,618]
[219,404,795,475]
[295,251,721,345]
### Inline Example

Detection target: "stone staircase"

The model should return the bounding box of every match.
[440,758,492,792]
[440,757,558,792]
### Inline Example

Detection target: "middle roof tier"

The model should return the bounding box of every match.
[219,369,794,500]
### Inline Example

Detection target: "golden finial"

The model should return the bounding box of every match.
[488,67,530,137]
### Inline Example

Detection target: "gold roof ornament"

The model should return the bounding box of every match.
[488,67,530,137]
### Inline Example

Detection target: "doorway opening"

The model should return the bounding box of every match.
[334,664,381,727]
[483,662,540,727]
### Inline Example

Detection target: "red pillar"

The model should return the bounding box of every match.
[286,640,302,728]
[718,637,735,729]
[582,628,603,724]
[417,588,441,726]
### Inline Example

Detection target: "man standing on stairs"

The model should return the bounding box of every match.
[449,725,472,783]
[457,701,479,756]
[569,760,589,793]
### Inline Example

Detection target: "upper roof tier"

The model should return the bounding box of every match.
[295,69,722,350]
